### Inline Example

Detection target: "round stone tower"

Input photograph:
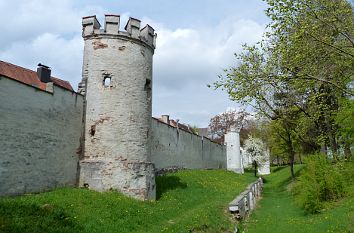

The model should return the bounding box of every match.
[79,14,156,200]
[225,125,244,174]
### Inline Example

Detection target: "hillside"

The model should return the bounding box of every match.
[0,170,257,233]
[242,164,354,233]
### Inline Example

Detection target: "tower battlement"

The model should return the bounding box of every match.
[82,15,156,50]
[80,13,157,200]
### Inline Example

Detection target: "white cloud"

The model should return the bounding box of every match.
[151,18,265,126]
[0,0,266,126]
[152,18,264,88]
[0,0,108,88]
[1,0,77,48]
[0,33,83,86]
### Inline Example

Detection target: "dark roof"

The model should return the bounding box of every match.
[153,116,223,145]
[154,116,195,134]
[0,60,74,92]
[197,128,209,137]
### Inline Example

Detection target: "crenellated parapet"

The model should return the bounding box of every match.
[82,15,156,50]
[80,12,157,200]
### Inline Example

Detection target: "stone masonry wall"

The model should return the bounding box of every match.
[151,119,226,170]
[0,76,84,196]
[79,15,156,200]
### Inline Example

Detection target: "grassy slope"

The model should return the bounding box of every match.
[242,165,354,233]
[0,170,257,233]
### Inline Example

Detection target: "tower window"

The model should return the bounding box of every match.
[103,76,111,87]
[144,79,151,91]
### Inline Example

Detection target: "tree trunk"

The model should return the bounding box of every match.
[344,142,352,159]
[287,133,296,180]
[321,143,328,155]
[289,151,295,180]
[277,155,280,166]
[253,161,258,177]
[298,153,303,164]
[329,131,338,159]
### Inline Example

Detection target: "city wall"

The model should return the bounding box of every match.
[151,119,227,170]
[0,14,236,199]
[0,75,227,197]
[0,76,84,196]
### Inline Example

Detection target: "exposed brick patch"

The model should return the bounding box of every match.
[89,116,111,135]
[92,41,108,50]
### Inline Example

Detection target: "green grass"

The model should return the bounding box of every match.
[241,164,354,233]
[0,170,257,233]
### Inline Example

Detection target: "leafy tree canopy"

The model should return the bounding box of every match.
[210,0,354,177]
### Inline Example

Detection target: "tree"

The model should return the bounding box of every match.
[243,136,269,176]
[187,124,199,135]
[264,0,354,156]
[208,109,255,145]
[211,0,354,178]
[335,98,354,158]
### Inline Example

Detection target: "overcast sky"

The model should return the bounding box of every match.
[0,0,268,126]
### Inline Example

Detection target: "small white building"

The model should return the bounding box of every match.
[224,126,244,174]
[257,148,270,175]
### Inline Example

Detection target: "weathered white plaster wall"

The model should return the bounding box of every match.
[151,119,226,170]
[258,148,271,175]
[241,147,252,168]
[0,76,84,196]
[225,127,244,174]
[79,15,156,200]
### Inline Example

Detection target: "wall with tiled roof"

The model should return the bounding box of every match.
[150,118,226,170]
[0,60,74,92]
[0,73,84,196]
[0,59,229,197]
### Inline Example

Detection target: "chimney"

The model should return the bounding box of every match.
[161,115,170,124]
[37,63,51,83]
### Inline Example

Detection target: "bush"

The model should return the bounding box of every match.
[293,153,346,213]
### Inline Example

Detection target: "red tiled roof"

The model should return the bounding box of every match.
[153,116,223,145]
[0,60,73,92]
[155,116,196,135]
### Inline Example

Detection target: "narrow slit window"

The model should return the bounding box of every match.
[144,79,151,91]
[103,76,111,87]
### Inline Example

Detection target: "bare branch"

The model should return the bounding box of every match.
[297,74,354,96]
[305,32,354,58]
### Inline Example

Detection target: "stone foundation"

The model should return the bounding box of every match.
[80,158,155,200]
[229,178,263,220]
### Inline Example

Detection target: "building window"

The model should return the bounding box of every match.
[103,76,111,87]
[144,79,151,91]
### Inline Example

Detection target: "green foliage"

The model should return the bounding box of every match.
[293,154,346,213]
[187,124,199,135]
[335,98,354,157]
[336,98,354,139]
[0,170,257,233]
[242,163,354,233]
[211,0,354,161]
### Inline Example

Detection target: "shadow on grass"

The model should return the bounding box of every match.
[280,166,303,186]
[265,166,305,191]
[156,175,187,200]
[271,166,287,173]
[0,201,82,233]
